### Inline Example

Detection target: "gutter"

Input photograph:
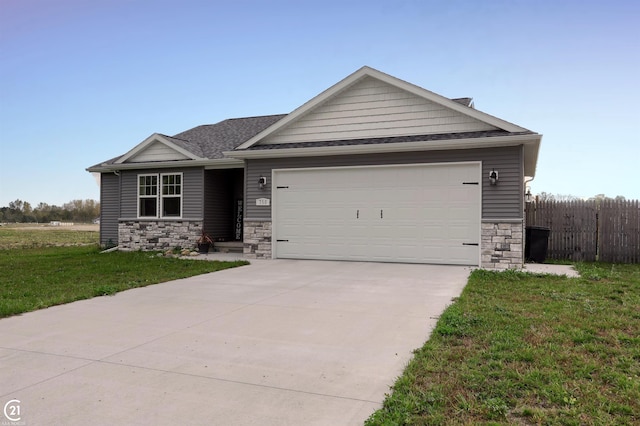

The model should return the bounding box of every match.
[224,133,541,160]
[86,158,244,173]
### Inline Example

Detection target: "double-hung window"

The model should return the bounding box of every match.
[138,173,182,218]
[161,173,182,217]
[138,174,158,217]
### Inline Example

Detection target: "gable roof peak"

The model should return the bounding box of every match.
[235,66,529,150]
[114,133,203,164]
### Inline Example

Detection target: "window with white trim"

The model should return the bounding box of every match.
[138,174,158,217]
[161,173,182,217]
[138,173,182,218]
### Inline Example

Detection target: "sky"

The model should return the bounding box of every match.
[1,0,639,207]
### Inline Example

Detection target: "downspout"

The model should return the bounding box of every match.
[110,169,121,251]
[524,176,534,201]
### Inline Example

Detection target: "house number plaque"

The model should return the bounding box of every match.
[256,198,270,206]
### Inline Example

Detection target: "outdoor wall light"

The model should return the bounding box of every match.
[525,188,533,203]
[489,169,499,186]
[258,176,267,190]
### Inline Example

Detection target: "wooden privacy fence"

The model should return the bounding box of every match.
[525,199,640,263]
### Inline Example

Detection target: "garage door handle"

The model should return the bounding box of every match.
[380,209,383,219]
[463,182,479,185]
[356,209,359,219]
[463,243,479,246]
[277,239,289,242]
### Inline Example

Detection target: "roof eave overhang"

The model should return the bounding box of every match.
[225,133,542,176]
[86,158,244,173]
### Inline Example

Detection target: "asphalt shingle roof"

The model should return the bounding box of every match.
[91,114,286,167]
[170,114,286,159]
[451,97,473,107]
[239,130,534,151]
[90,97,494,169]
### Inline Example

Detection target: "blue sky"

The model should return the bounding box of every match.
[1,0,639,207]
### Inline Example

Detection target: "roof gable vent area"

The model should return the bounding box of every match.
[125,140,192,163]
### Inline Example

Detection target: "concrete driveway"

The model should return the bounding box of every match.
[0,259,470,425]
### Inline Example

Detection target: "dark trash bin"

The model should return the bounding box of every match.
[525,226,550,263]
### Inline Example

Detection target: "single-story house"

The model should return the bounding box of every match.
[87,66,541,269]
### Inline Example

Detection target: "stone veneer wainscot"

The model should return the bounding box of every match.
[481,221,524,270]
[243,220,272,259]
[242,219,525,267]
[119,220,203,251]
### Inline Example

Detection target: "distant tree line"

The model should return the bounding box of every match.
[535,192,630,202]
[0,199,100,223]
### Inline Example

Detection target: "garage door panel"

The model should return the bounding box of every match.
[448,206,477,221]
[423,247,447,263]
[367,240,394,256]
[423,223,449,239]
[274,163,480,265]
[393,208,423,221]
[393,245,421,259]
[446,246,478,265]
[396,225,423,238]
[448,224,475,240]
[347,224,372,237]
[448,187,474,200]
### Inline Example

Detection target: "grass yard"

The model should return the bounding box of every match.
[367,263,640,425]
[0,227,247,318]
[0,225,99,249]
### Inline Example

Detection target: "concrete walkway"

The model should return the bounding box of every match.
[0,260,471,425]
[523,263,581,278]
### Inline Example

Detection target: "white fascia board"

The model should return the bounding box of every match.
[115,133,202,164]
[203,159,245,169]
[226,133,541,162]
[86,158,243,173]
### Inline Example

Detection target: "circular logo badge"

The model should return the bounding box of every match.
[3,399,21,422]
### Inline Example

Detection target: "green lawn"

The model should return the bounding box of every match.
[0,245,247,318]
[366,263,640,425]
[0,225,100,249]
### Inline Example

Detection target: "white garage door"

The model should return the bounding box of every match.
[273,162,481,265]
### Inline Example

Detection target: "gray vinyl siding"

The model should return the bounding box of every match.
[203,169,243,240]
[120,167,204,219]
[483,145,524,219]
[100,172,120,246]
[245,146,523,220]
[182,168,205,218]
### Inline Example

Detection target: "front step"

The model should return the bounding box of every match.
[213,241,244,253]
